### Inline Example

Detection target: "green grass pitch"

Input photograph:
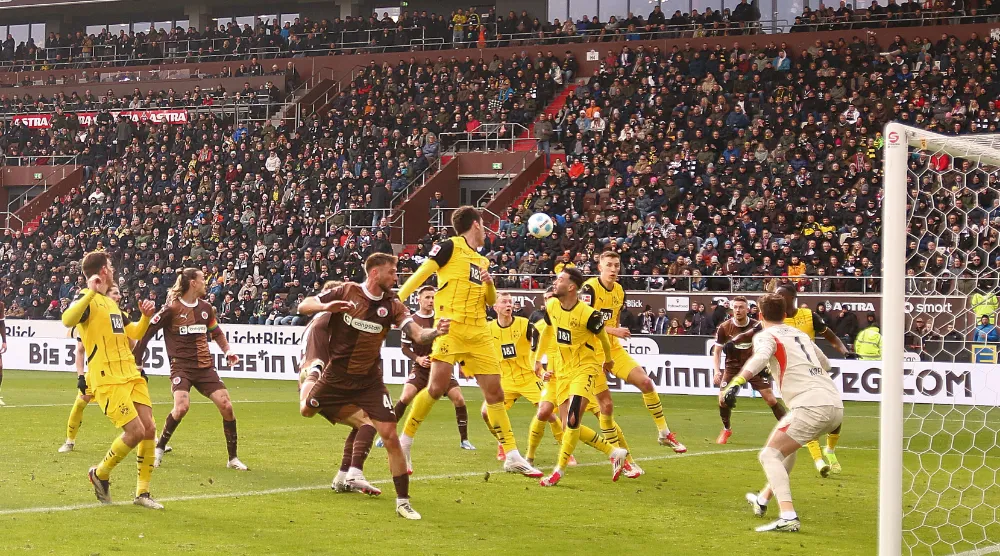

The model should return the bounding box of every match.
[0,369,923,555]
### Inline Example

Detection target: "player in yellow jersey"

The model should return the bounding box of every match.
[534,268,629,486]
[580,251,687,454]
[777,285,855,476]
[396,206,542,477]
[483,292,565,463]
[59,286,137,452]
[61,251,161,509]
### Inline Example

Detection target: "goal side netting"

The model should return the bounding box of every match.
[882,123,1000,556]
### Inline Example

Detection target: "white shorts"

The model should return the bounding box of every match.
[772,406,844,446]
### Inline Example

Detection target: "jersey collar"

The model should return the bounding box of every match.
[416,310,434,318]
[177,296,198,308]
[362,284,383,301]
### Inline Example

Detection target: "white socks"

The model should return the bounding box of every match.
[780,511,798,520]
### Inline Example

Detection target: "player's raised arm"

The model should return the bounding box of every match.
[298,285,353,316]
[124,301,154,341]
[132,305,171,362]
[401,318,449,345]
[398,239,452,301]
[587,310,613,364]
[740,333,778,379]
[62,289,96,327]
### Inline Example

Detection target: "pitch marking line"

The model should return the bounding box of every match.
[0,448,762,516]
[955,545,1000,556]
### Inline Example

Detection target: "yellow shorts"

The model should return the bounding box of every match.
[609,346,641,381]
[431,321,500,376]
[83,372,94,397]
[502,379,544,409]
[93,377,151,429]
[557,368,603,406]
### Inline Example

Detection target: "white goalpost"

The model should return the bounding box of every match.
[881,123,1000,555]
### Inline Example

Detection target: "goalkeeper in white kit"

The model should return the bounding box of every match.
[720,293,844,533]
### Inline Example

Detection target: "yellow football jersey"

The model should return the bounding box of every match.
[785,307,826,340]
[542,297,606,373]
[61,289,150,387]
[489,316,534,385]
[399,236,491,326]
[580,277,625,348]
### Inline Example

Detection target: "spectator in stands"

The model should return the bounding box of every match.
[973,315,999,343]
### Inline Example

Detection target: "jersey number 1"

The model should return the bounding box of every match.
[793,337,816,365]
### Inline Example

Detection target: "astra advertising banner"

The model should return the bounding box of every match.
[11,109,189,129]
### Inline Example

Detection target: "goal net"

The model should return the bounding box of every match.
[882,123,1000,556]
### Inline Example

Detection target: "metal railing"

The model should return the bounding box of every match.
[0,153,79,232]
[393,270,885,293]
[1,154,80,166]
[390,154,443,208]
[323,207,396,236]
[440,123,532,153]
[0,11,995,72]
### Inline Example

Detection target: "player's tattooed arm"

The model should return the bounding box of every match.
[401,318,450,345]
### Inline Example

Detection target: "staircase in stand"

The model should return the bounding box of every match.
[513,84,577,152]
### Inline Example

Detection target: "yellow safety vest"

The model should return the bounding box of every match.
[971,293,998,324]
[855,326,882,361]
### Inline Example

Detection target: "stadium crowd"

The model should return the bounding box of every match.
[0,7,997,351]
[0,50,560,325]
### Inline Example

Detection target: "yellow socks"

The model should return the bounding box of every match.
[485,402,518,452]
[806,439,824,463]
[526,417,547,460]
[66,395,88,441]
[136,439,155,497]
[548,418,563,442]
[580,425,613,456]
[642,391,668,433]
[96,436,132,481]
[556,426,581,470]
[402,389,436,437]
[614,422,634,463]
[599,413,619,446]
[826,433,840,452]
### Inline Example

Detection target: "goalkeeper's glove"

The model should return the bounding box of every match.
[722,376,746,408]
[141,369,148,382]
[845,352,860,360]
[77,374,88,396]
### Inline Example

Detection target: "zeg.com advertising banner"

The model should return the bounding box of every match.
[9,336,994,406]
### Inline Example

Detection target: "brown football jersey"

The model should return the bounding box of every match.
[401,311,434,367]
[136,297,219,374]
[316,282,412,389]
[715,316,760,374]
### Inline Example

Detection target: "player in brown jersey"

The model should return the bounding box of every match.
[133,268,247,471]
[0,299,7,406]
[299,281,387,496]
[383,285,473,450]
[297,253,450,520]
[712,296,785,445]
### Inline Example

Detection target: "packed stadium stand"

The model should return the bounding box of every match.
[1,5,998,360]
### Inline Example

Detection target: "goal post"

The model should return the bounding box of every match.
[881,121,908,556]
[881,123,1000,555]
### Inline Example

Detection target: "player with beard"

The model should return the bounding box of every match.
[297,253,450,520]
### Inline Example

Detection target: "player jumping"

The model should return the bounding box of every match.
[580,251,685,453]
[721,293,844,532]
[535,268,628,486]
[712,296,786,444]
[62,251,161,509]
[396,206,542,478]
[132,268,248,471]
[384,285,473,450]
[298,253,450,520]
[299,280,386,496]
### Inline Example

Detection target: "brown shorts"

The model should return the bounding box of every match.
[171,369,226,397]
[722,370,773,392]
[307,380,396,423]
[406,365,460,392]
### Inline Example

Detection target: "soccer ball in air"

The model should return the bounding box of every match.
[527,213,554,238]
